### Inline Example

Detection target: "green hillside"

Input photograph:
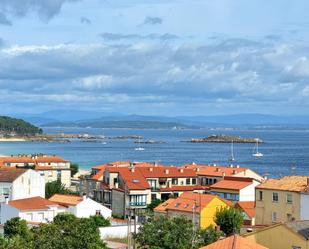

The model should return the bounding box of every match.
[0,116,43,135]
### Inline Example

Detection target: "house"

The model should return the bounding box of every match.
[244,220,309,249]
[0,168,45,202]
[49,194,112,218]
[154,192,231,229]
[235,201,256,226]
[200,234,268,249]
[0,196,66,224]
[255,176,309,225]
[0,154,71,187]
[210,177,260,202]
[183,163,264,186]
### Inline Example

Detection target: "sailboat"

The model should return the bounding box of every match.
[229,140,235,162]
[134,137,145,151]
[252,139,263,157]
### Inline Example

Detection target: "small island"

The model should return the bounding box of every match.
[187,135,263,143]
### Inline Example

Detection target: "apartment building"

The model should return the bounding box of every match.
[0,154,71,187]
[255,176,309,225]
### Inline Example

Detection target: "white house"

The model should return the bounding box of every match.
[210,177,260,202]
[49,194,112,218]
[0,168,45,202]
[0,196,66,224]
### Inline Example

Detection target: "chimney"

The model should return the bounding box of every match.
[179,168,184,173]
[154,161,158,167]
[213,164,217,167]
[192,162,196,165]
[230,164,233,168]
[5,197,8,204]
[149,167,153,172]
[196,168,200,172]
[165,169,169,174]
[307,177,309,186]
[236,165,240,168]
[131,168,135,173]
[222,172,225,179]
[233,170,237,175]
[216,168,221,172]
[82,193,87,201]
[115,182,119,189]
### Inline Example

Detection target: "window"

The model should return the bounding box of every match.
[148,180,157,190]
[95,210,101,215]
[186,178,190,185]
[130,195,146,206]
[272,192,279,202]
[172,178,178,185]
[192,178,197,185]
[258,191,263,201]
[272,212,277,222]
[173,193,179,198]
[286,193,293,204]
[287,213,293,222]
[151,194,157,201]
[57,170,61,181]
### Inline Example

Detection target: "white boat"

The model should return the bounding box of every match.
[229,140,235,161]
[134,137,145,151]
[252,139,263,157]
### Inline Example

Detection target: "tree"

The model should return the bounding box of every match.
[70,163,79,177]
[197,225,223,247]
[89,215,111,227]
[4,217,32,241]
[134,215,196,249]
[45,180,75,198]
[146,199,163,212]
[214,207,244,236]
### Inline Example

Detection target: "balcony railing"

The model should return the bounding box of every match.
[130,202,146,206]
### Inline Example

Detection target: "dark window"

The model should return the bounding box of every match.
[172,178,178,185]
[173,193,179,198]
[186,178,190,185]
[151,194,157,201]
[192,178,197,185]
[259,191,263,201]
[272,192,279,202]
[95,210,101,215]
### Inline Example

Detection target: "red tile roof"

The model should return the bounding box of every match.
[92,169,105,181]
[210,177,253,190]
[199,235,268,249]
[137,166,197,178]
[0,168,28,182]
[183,164,246,177]
[0,155,68,164]
[158,185,209,192]
[48,194,82,206]
[155,192,232,214]
[236,201,255,219]
[9,196,60,211]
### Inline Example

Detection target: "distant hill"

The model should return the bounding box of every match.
[0,116,43,135]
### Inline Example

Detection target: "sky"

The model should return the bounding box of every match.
[1,0,309,116]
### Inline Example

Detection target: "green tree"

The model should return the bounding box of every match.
[146,199,163,212]
[45,180,75,198]
[70,163,79,177]
[4,217,32,241]
[0,116,42,135]
[214,207,244,236]
[31,224,65,249]
[196,225,223,247]
[89,215,111,227]
[134,216,196,249]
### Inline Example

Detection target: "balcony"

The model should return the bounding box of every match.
[129,202,146,207]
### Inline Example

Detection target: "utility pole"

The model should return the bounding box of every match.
[191,200,197,249]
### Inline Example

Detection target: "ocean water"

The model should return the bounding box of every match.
[0,127,309,178]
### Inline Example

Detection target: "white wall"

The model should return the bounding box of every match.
[99,225,140,239]
[12,169,45,200]
[74,198,112,218]
[300,193,309,220]
[239,181,260,201]
[0,203,19,224]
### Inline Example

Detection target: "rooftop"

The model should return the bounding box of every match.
[256,176,308,192]
[210,177,254,190]
[200,235,268,249]
[183,164,247,177]
[236,201,255,219]
[0,167,28,182]
[9,196,61,211]
[48,194,82,206]
[286,220,309,240]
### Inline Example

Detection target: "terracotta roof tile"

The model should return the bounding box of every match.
[137,166,197,178]
[0,168,28,182]
[256,176,308,192]
[9,196,61,211]
[236,201,255,219]
[210,177,253,190]
[158,185,209,192]
[183,164,246,177]
[200,235,268,249]
[48,194,82,206]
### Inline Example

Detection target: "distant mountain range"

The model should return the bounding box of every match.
[7,110,309,129]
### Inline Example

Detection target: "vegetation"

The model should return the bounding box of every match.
[70,163,79,177]
[1,214,107,249]
[0,116,42,135]
[146,199,163,212]
[214,206,244,236]
[111,213,124,219]
[89,215,111,227]
[45,180,78,199]
[133,215,222,249]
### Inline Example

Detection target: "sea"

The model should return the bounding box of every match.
[0,127,309,178]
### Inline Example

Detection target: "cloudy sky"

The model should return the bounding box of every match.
[1,0,309,116]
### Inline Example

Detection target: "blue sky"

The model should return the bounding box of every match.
[1,0,309,116]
